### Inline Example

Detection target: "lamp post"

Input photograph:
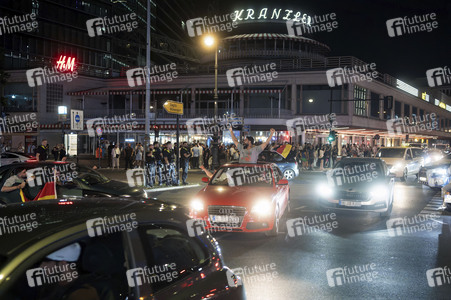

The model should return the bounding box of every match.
[58,105,67,143]
[203,35,220,169]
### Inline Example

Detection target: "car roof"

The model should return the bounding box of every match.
[0,198,188,258]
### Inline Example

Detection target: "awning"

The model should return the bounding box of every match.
[67,88,282,96]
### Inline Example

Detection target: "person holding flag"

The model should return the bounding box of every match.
[228,127,276,163]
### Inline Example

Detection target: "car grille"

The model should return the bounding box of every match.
[207,205,246,228]
[337,191,368,201]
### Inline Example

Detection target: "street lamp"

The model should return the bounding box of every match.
[203,35,220,169]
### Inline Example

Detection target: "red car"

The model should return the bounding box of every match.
[189,163,290,236]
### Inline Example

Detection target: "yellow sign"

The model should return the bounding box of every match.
[163,100,183,115]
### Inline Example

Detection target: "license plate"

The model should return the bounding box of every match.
[210,215,240,223]
[419,177,427,182]
[339,200,362,207]
[445,195,451,204]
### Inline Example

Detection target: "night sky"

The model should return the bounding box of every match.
[191,0,450,83]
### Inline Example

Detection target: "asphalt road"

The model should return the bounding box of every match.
[97,168,451,299]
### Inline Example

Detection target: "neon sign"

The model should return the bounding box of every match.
[232,8,312,24]
[56,55,76,72]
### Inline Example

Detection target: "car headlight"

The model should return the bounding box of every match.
[369,185,389,200]
[251,199,272,216]
[190,198,204,212]
[316,183,333,198]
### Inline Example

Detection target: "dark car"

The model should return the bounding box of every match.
[0,198,245,300]
[0,162,147,204]
[316,158,395,217]
[258,150,299,180]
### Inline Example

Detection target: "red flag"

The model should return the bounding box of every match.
[34,182,57,201]
[276,144,292,158]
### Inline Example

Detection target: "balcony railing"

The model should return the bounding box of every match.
[83,108,294,120]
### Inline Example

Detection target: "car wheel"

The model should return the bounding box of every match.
[265,207,280,237]
[401,168,408,182]
[283,169,295,180]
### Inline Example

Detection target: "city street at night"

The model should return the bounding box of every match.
[1,0,450,299]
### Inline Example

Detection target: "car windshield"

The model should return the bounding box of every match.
[76,166,110,185]
[210,166,273,187]
[331,161,384,185]
[376,148,405,158]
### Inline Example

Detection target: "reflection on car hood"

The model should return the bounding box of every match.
[89,180,143,196]
[201,186,274,206]
[379,157,404,166]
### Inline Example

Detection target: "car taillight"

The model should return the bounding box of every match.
[26,159,37,162]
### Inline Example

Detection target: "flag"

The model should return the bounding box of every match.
[276,144,292,158]
[34,182,57,201]
[19,188,30,202]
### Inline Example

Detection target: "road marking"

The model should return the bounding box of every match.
[145,184,200,193]
[418,191,444,217]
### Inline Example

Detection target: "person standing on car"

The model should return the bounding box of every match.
[36,139,48,161]
[229,127,275,163]
[163,141,176,186]
[180,141,191,185]
[145,144,156,187]
[123,143,134,170]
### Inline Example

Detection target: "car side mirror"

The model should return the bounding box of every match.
[202,177,210,183]
[277,179,289,185]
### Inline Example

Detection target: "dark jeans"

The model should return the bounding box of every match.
[182,160,189,183]
[125,158,133,170]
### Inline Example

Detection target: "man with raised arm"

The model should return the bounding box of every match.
[228,127,276,163]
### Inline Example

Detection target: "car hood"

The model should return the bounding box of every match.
[85,180,144,197]
[379,157,404,166]
[333,180,387,193]
[198,185,275,207]
[422,159,451,170]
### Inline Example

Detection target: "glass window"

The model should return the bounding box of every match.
[138,226,209,292]
[404,104,410,118]
[394,100,401,118]
[370,92,379,118]
[354,86,367,116]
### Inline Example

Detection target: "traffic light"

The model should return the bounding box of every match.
[328,130,337,142]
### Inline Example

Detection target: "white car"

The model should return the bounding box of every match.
[0,152,36,166]
[376,147,424,181]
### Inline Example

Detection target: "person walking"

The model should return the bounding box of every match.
[153,142,163,186]
[123,143,134,170]
[36,139,48,161]
[228,127,275,163]
[145,144,156,188]
[107,142,114,168]
[191,143,200,169]
[180,141,191,185]
[163,141,176,186]
[135,143,144,168]
[319,145,325,170]
[112,144,120,169]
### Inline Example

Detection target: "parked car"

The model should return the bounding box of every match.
[190,163,290,236]
[0,198,245,300]
[258,150,299,180]
[0,162,147,204]
[0,152,36,166]
[375,147,424,181]
[316,158,395,217]
[418,153,451,190]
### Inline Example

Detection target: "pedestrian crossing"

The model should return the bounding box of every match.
[418,191,445,217]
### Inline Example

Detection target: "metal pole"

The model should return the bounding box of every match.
[212,44,220,169]
[176,114,180,184]
[145,0,151,150]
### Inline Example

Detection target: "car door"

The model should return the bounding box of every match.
[411,148,424,173]
[127,224,224,300]
[3,231,131,300]
[272,166,288,217]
